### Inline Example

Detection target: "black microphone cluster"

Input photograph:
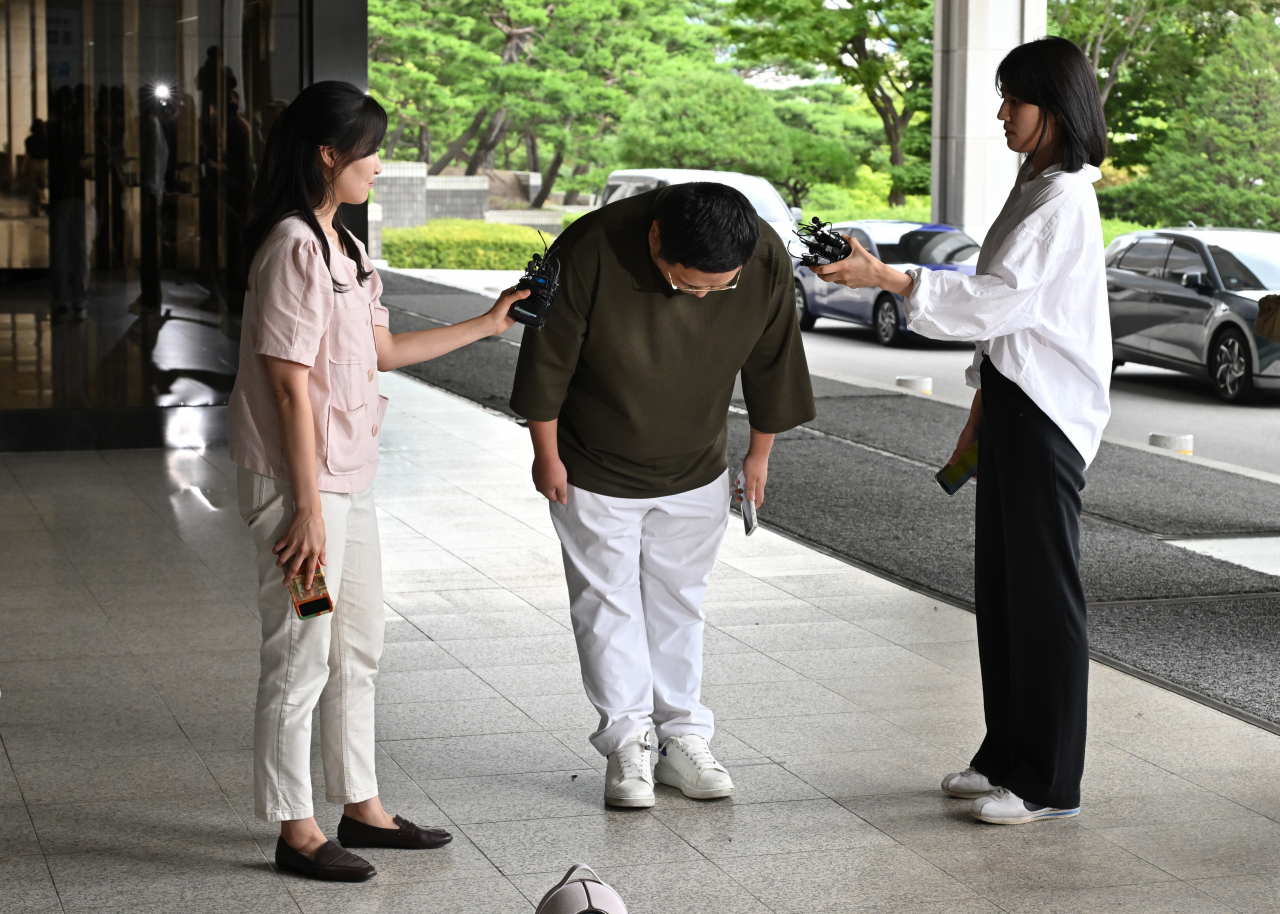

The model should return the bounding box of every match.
[793,217,852,267]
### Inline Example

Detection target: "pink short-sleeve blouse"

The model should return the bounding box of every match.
[227,217,390,494]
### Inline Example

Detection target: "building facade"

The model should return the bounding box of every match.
[0,0,366,449]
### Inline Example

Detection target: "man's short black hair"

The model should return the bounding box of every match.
[655,182,760,273]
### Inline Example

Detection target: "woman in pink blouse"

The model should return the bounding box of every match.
[227,82,527,883]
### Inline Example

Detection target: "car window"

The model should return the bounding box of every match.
[845,228,872,251]
[602,180,657,205]
[1209,246,1268,292]
[1117,238,1172,277]
[1164,242,1209,285]
[915,231,981,266]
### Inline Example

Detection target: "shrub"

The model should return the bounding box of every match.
[382,220,547,269]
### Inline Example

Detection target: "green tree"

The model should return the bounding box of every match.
[367,2,498,165]
[369,0,719,203]
[774,129,859,208]
[1052,0,1245,169]
[1098,14,1280,227]
[617,68,793,177]
[725,0,933,206]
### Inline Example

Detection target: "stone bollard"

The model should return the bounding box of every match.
[896,376,932,395]
[1149,432,1193,455]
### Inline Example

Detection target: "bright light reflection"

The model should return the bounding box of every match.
[153,84,171,100]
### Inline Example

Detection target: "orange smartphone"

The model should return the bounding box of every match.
[288,567,333,619]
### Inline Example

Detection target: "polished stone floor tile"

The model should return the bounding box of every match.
[701,678,862,720]
[464,811,699,875]
[1090,815,1280,880]
[470,661,585,698]
[715,846,973,914]
[420,771,605,825]
[1193,874,1280,913]
[292,874,530,914]
[785,744,968,798]
[376,667,502,704]
[721,712,923,757]
[996,880,1236,914]
[908,824,1176,894]
[375,696,539,740]
[7,372,1280,914]
[0,855,69,913]
[509,859,772,914]
[12,749,223,805]
[384,731,587,780]
[652,798,894,860]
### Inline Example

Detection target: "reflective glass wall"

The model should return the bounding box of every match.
[0,0,363,448]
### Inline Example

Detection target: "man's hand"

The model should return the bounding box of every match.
[742,427,775,508]
[533,453,568,504]
[527,419,569,504]
[812,235,914,296]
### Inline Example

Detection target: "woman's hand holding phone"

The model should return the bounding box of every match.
[274,508,326,590]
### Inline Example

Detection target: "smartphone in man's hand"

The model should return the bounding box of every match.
[732,471,758,536]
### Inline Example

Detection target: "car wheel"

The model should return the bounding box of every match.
[1208,326,1255,403]
[874,295,902,346]
[795,281,816,331]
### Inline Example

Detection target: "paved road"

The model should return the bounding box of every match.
[802,317,1280,475]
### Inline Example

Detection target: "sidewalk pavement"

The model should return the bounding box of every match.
[5,370,1280,913]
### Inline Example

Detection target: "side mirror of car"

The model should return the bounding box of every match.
[789,206,803,223]
[1180,271,1213,293]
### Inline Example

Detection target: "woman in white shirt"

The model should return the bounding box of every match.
[815,36,1111,825]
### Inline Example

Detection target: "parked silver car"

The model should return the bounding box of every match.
[1107,228,1280,402]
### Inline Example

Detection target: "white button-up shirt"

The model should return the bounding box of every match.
[903,161,1112,466]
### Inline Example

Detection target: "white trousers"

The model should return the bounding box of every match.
[550,472,730,756]
[238,469,384,822]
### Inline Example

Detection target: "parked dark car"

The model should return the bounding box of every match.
[792,220,980,345]
[1106,228,1280,402]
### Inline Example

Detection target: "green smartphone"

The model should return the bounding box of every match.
[936,441,978,495]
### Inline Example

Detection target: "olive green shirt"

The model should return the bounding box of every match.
[509,187,816,498]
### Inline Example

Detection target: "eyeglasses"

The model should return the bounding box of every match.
[664,268,742,293]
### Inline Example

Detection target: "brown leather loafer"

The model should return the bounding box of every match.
[275,837,376,882]
[337,814,453,850]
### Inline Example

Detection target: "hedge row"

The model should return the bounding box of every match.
[381,219,548,269]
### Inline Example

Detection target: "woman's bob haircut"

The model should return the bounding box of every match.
[996,36,1108,173]
[243,80,387,290]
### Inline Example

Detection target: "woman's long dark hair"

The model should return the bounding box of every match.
[996,37,1108,173]
[243,81,387,290]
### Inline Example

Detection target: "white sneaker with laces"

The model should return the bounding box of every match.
[604,728,655,808]
[941,766,995,799]
[654,734,734,799]
[971,787,1080,824]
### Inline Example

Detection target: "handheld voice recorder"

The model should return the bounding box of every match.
[511,236,560,331]
[288,567,333,620]
[793,217,853,268]
[732,471,758,536]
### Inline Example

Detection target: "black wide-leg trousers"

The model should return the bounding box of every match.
[969,357,1089,810]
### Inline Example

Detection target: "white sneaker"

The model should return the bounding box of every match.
[654,735,734,799]
[971,787,1080,824]
[941,766,995,799]
[604,729,655,808]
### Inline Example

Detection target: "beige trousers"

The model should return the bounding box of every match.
[238,469,384,823]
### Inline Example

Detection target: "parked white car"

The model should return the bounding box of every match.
[601,168,801,246]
